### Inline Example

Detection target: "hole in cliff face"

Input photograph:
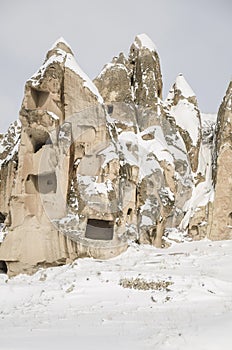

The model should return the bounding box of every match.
[174,160,188,176]
[131,75,134,86]
[228,213,232,226]
[31,88,50,109]
[0,261,7,274]
[27,129,52,153]
[0,212,6,223]
[25,172,57,194]
[190,225,199,237]
[151,227,157,240]
[85,219,114,241]
[107,105,114,115]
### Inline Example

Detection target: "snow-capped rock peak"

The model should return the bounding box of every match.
[134,33,157,52]
[49,36,73,55]
[174,74,195,98]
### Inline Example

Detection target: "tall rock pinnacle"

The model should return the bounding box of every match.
[208,80,232,240]
[129,33,163,106]
[165,74,202,172]
[94,33,163,109]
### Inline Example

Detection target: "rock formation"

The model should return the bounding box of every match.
[164,74,202,172]
[0,34,231,276]
[208,81,232,240]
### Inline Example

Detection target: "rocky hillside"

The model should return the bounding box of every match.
[0,34,231,276]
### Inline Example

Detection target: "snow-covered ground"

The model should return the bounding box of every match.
[0,240,232,350]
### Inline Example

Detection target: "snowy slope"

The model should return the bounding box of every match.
[165,74,201,147]
[0,240,232,350]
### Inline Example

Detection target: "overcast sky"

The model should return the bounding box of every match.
[0,0,231,132]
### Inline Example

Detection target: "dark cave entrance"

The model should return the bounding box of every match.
[85,219,114,241]
[31,88,50,109]
[27,129,52,153]
[0,261,7,274]
[228,212,232,227]
[0,212,6,223]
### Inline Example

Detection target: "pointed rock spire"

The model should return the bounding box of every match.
[174,74,195,98]
[25,36,103,119]
[94,52,133,103]
[165,74,201,172]
[133,33,158,52]
[209,80,232,240]
[129,33,163,103]
[46,37,73,59]
[166,73,196,104]
[95,33,163,106]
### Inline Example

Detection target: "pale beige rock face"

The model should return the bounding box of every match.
[94,53,133,104]
[95,34,163,108]
[0,39,128,276]
[208,82,232,240]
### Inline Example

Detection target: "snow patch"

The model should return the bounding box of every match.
[47,111,59,120]
[118,126,174,180]
[77,175,114,196]
[169,100,200,146]
[175,74,195,98]
[135,33,157,52]
[180,140,214,229]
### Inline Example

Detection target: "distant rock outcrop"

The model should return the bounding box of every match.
[0,35,231,276]
[209,81,232,240]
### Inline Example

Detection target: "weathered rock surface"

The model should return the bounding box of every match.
[0,120,21,221]
[208,81,232,240]
[0,35,231,276]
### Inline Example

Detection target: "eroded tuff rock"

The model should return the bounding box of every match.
[94,33,162,108]
[209,81,232,240]
[0,35,231,276]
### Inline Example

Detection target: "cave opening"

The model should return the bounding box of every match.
[25,172,57,194]
[31,88,50,109]
[107,105,114,115]
[85,219,114,241]
[228,212,232,227]
[27,129,52,153]
[0,261,7,274]
[191,225,199,236]
[0,212,6,223]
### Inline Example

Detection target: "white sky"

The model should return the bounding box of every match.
[0,0,231,132]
